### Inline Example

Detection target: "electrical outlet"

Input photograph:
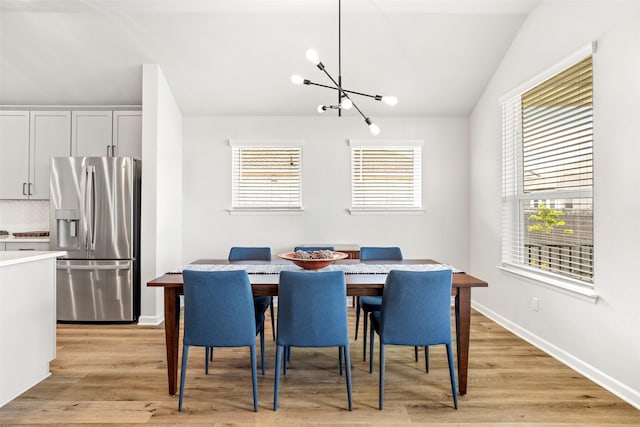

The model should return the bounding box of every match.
[531,297,539,312]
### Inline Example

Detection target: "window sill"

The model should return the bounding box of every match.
[498,263,599,302]
[228,208,304,216]
[348,209,424,215]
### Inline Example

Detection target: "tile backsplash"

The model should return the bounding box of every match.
[0,200,49,232]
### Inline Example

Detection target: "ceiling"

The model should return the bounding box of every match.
[0,0,538,117]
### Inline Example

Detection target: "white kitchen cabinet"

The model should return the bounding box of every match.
[29,111,72,199]
[70,110,141,158]
[113,111,142,158]
[71,110,113,157]
[0,111,30,199]
[0,110,70,199]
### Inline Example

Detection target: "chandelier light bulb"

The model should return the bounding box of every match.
[382,96,398,106]
[305,49,321,65]
[317,104,326,113]
[341,98,353,110]
[291,74,305,85]
[369,122,381,136]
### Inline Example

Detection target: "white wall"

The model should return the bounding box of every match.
[139,64,183,324]
[469,1,640,408]
[181,116,469,269]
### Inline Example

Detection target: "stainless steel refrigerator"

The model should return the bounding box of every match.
[50,157,141,322]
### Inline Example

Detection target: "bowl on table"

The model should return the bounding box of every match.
[278,250,348,270]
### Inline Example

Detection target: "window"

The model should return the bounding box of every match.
[349,139,422,212]
[229,139,303,211]
[501,45,594,287]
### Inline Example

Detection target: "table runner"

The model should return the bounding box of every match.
[173,262,461,275]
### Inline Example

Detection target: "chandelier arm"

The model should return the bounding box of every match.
[346,97,368,121]
[305,81,341,91]
[304,80,383,101]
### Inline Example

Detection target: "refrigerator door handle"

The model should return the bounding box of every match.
[84,165,97,251]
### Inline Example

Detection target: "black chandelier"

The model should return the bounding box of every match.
[290,0,397,135]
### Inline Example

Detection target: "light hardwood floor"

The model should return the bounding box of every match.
[1,309,638,426]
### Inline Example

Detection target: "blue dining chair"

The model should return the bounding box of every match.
[369,269,458,410]
[228,247,275,341]
[288,245,337,364]
[179,270,263,412]
[274,270,352,411]
[356,247,403,361]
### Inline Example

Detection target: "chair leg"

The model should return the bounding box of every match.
[362,310,368,361]
[178,345,189,411]
[339,347,343,376]
[344,345,353,411]
[379,342,386,410]
[354,297,360,340]
[269,298,276,341]
[446,343,458,409]
[250,344,259,412]
[260,328,265,376]
[414,346,418,362]
[424,346,429,373]
[283,346,288,375]
[274,345,282,411]
[369,320,375,374]
[205,347,210,375]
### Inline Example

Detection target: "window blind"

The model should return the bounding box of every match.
[351,144,422,210]
[502,55,594,285]
[231,145,302,210]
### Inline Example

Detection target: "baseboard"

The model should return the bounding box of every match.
[472,300,640,411]
[137,314,164,326]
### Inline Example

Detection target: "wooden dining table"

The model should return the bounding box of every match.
[147,259,488,396]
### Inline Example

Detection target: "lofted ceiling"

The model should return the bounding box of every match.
[0,0,538,117]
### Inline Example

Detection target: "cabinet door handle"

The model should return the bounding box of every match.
[23,183,28,195]
[107,145,111,156]
[28,182,33,195]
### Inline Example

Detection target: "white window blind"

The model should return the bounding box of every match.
[502,53,594,286]
[230,140,303,210]
[350,140,422,211]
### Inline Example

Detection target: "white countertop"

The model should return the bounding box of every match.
[0,251,65,267]
[0,236,50,243]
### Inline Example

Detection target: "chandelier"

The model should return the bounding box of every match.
[290,0,397,136]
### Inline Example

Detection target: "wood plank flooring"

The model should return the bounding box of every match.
[1,309,639,425]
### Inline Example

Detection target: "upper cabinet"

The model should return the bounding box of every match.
[0,110,70,199]
[113,111,142,159]
[71,111,113,157]
[0,111,30,199]
[1,107,141,200]
[71,110,141,159]
[29,111,72,199]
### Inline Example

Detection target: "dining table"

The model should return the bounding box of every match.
[147,258,488,396]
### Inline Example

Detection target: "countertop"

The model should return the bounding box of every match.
[0,251,65,267]
[0,236,50,243]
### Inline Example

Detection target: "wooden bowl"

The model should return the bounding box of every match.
[278,251,348,270]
